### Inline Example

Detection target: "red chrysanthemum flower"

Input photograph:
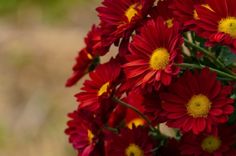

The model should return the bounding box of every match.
[96,0,154,47]
[170,0,206,30]
[125,91,146,129]
[65,109,103,156]
[150,0,175,28]
[66,25,108,87]
[161,68,234,134]
[108,91,146,129]
[123,17,183,91]
[75,59,121,112]
[180,125,236,156]
[195,0,236,53]
[66,48,94,87]
[107,126,154,156]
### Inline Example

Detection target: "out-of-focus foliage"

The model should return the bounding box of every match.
[0,0,90,22]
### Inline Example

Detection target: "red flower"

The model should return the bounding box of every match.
[108,91,146,129]
[123,17,183,91]
[161,68,234,134]
[75,59,121,112]
[170,0,205,30]
[96,0,154,47]
[180,125,236,156]
[195,0,236,53]
[66,49,94,87]
[150,0,175,28]
[66,25,108,87]
[65,109,103,156]
[124,91,146,129]
[107,126,154,156]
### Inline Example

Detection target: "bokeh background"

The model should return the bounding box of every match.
[0,0,100,155]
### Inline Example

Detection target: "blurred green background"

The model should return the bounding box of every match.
[0,0,99,155]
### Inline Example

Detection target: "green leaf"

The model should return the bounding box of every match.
[217,46,236,66]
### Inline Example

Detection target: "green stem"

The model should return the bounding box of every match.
[112,96,155,131]
[184,38,236,76]
[176,63,236,80]
[184,39,225,68]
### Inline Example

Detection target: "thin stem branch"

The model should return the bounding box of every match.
[176,63,236,80]
[184,38,236,76]
[112,96,155,131]
[184,38,225,67]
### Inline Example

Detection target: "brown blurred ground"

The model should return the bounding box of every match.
[0,0,100,155]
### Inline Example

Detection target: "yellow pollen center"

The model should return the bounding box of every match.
[186,94,212,118]
[201,136,221,153]
[125,4,141,22]
[166,18,173,28]
[98,82,110,96]
[218,16,236,38]
[87,129,94,144]
[127,118,145,129]
[125,144,144,156]
[149,48,170,70]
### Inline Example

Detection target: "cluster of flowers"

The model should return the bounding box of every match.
[65,0,236,155]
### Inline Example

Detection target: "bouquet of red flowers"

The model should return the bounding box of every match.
[65,0,236,155]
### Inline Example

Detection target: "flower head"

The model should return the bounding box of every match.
[97,0,154,48]
[66,25,108,87]
[65,109,102,156]
[76,59,121,112]
[180,125,236,156]
[107,126,154,156]
[161,68,234,134]
[195,0,236,53]
[123,17,183,91]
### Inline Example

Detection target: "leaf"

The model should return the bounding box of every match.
[217,46,236,66]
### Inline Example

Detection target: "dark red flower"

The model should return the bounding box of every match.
[108,91,146,129]
[195,0,236,53]
[161,68,234,134]
[150,0,175,28]
[66,48,94,87]
[170,0,206,30]
[96,0,154,47]
[66,25,108,87]
[123,17,183,91]
[65,109,103,156]
[107,126,154,156]
[180,125,236,156]
[75,59,121,112]
[124,91,146,129]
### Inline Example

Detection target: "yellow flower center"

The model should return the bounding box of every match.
[218,16,236,38]
[186,94,212,118]
[87,129,94,144]
[193,4,213,20]
[201,136,221,153]
[125,3,141,22]
[125,144,144,156]
[127,118,145,129]
[166,18,173,28]
[97,82,110,96]
[149,48,170,70]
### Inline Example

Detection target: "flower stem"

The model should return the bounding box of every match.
[184,38,225,67]
[112,96,155,131]
[176,63,236,80]
[184,38,236,75]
